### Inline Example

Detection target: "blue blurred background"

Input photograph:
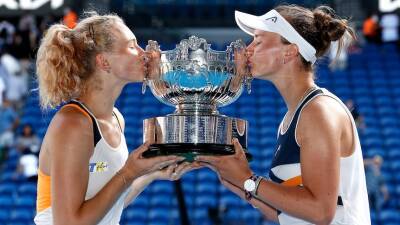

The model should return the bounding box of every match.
[0,0,399,225]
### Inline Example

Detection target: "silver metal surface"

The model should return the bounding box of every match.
[142,36,252,149]
[144,36,252,114]
[143,115,247,146]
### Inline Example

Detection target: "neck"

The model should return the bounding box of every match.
[78,75,125,120]
[270,70,315,113]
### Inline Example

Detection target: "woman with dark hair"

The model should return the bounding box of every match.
[197,5,371,225]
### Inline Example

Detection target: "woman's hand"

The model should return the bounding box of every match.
[195,138,253,187]
[120,142,185,182]
[152,161,203,181]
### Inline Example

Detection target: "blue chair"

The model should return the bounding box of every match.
[124,221,146,225]
[129,194,150,207]
[18,183,37,195]
[15,195,36,208]
[123,207,148,221]
[150,181,174,194]
[220,194,243,207]
[196,182,217,194]
[0,208,10,222]
[150,194,173,206]
[10,209,34,221]
[380,209,400,224]
[0,182,17,195]
[197,169,218,182]
[148,207,173,221]
[0,195,14,209]
[195,194,218,207]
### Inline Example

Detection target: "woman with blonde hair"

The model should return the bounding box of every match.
[34,12,196,225]
[197,5,371,225]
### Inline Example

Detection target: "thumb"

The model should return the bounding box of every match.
[232,138,245,157]
[133,142,151,158]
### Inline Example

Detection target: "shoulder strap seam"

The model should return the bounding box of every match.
[112,110,123,132]
[62,104,93,123]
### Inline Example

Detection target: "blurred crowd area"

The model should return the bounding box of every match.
[0,8,77,182]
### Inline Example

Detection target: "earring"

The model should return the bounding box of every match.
[282,57,286,65]
[142,77,148,94]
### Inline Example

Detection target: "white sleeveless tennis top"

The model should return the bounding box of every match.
[34,100,129,225]
[269,88,371,225]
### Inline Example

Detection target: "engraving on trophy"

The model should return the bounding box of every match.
[142,36,253,160]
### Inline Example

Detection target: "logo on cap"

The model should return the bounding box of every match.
[265,16,277,23]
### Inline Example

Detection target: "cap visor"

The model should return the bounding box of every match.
[235,10,271,36]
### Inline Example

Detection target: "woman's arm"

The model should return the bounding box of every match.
[249,99,343,224]
[47,108,181,225]
[48,108,131,225]
[220,178,278,222]
[196,97,345,225]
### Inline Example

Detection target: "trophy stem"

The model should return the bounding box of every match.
[175,103,219,115]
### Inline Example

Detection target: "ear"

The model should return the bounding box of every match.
[95,54,111,73]
[284,44,300,62]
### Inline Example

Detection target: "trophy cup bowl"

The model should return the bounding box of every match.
[142,36,252,161]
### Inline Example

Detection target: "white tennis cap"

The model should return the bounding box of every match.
[235,9,317,64]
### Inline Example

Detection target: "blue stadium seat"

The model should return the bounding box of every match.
[150,194,173,206]
[18,183,37,195]
[195,194,218,207]
[196,182,217,194]
[380,209,400,224]
[15,195,36,208]
[10,209,34,222]
[150,181,174,194]
[220,194,243,207]
[197,169,218,182]
[123,207,148,221]
[0,182,17,195]
[0,209,10,222]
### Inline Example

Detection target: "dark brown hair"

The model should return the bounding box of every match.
[275,4,356,70]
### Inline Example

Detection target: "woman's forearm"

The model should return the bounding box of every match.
[249,197,279,222]
[255,180,336,225]
[124,174,155,207]
[53,169,134,225]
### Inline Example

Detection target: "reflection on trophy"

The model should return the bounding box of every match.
[142,36,253,161]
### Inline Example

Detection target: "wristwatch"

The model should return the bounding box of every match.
[244,174,258,200]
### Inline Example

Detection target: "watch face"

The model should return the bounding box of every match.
[244,179,256,191]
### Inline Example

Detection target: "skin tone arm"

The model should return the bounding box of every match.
[47,108,182,225]
[196,97,344,225]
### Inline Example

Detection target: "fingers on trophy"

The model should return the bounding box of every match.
[141,36,253,162]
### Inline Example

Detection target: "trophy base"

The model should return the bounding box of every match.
[142,114,251,162]
[142,143,252,162]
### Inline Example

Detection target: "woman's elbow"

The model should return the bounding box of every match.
[312,205,336,225]
[53,215,88,225]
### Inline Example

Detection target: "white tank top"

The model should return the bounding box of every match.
[271,88,371,225]
[34,100,129,225]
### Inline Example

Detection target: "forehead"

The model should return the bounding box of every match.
[254,29,282,40]
[113,22,136,42]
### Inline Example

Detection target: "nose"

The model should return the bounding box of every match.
[246,42,254,58]
[138,46,145,55]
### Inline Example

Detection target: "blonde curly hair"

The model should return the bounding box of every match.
[36,12,124,109]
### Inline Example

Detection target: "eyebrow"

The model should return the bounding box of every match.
[127,38,137,44]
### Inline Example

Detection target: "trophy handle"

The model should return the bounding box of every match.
[143,40,162,94]
[229,39,253,94]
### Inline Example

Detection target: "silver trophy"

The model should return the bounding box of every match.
[142,36,252,161]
